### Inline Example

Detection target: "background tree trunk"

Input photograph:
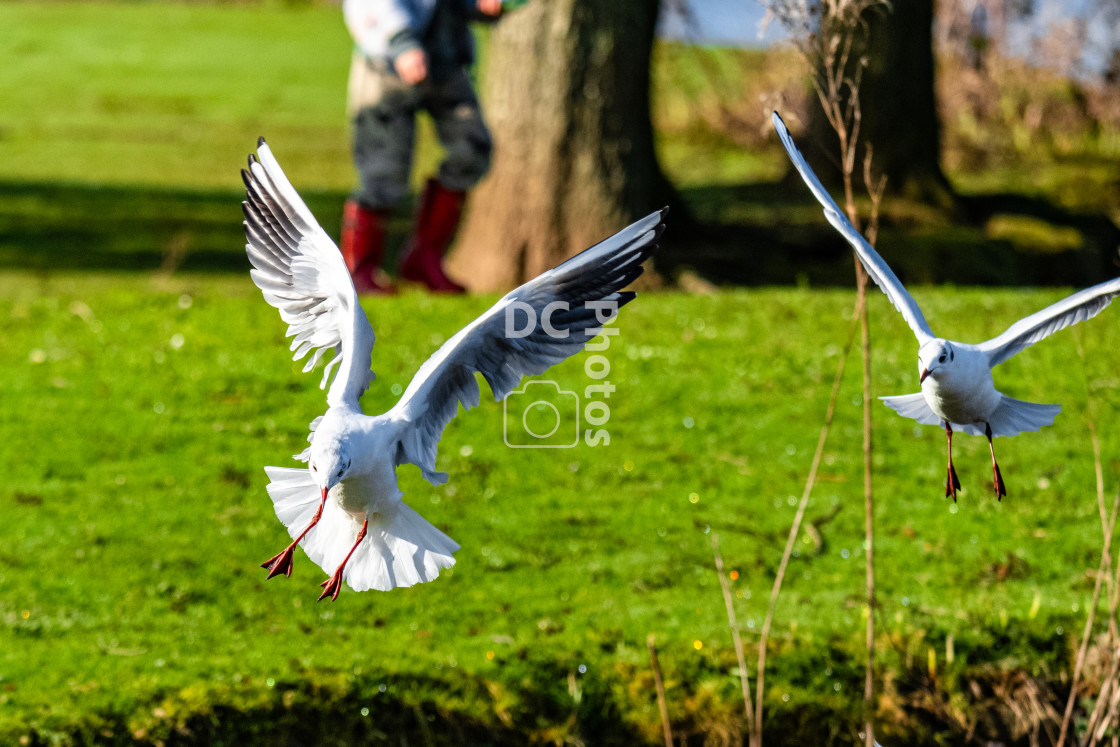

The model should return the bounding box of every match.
[810,0,952,203]
[448,0,673,291]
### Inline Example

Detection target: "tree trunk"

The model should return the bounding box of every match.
[811,0,952,203]
[448,0,673,291]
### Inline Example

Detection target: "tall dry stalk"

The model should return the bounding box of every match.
[1059,336,1120,747]
[752,290,865,746]
[858,149,886,747]
[760,3,888,744]
[647,634,673,747]
[711,534,756,740]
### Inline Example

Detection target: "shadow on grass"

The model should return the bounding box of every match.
[0,180,414,275]
[15,669,649,747]
[660,181,1120,288]
[2,178,1117,288]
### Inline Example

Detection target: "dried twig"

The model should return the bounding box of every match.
[647,634,673,747]
[711,533,756,738]
[758,4,888,744]
[1064,336,1120,746]
[1057,339,1120,745]
[753,288,865,744]
[856,148,887,747]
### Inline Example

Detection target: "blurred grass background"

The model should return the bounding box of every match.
[2,0,1120,744]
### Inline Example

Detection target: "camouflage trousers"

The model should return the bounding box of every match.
[347,54,493,209]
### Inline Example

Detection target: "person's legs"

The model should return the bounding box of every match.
[398,69,492,292]
[343,56,419,293]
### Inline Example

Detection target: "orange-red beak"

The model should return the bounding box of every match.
[920,368,930,384]
[321,486,329,503]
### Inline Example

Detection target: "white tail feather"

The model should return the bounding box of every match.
[879,393,1060,437]
[263,467,459,592]
[986,396,1061,437]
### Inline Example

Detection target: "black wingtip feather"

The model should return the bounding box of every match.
[257,136,266,147]
[615,291,637,309]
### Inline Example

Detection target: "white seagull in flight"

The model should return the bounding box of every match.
[773,111,1120,500]
[242,138,666,599]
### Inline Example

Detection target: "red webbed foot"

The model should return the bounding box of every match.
[985,423,1007,501]
[261,487,330,582]
[945,463,961,502]
[261,545,296,579]
[318,571,344,602]
[992,462,1007,501]
[317,519,369,603]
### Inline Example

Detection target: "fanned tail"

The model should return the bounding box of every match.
[879,393,1060,437]
[986,396,1061,437]
[263,467,459,593]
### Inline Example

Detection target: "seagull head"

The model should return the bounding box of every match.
[918,339,955,384]
[309,440,352,499]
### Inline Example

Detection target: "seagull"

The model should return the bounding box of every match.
[242,138,666,599]
[772,111,1120,500]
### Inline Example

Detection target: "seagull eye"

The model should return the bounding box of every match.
[311,464,318,473]
[939,355,946,362]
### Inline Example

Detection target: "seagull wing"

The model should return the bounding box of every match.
[772,112,934,344]
[388,208,666,484]
[978,275,1120,367]
[242,138,376,409]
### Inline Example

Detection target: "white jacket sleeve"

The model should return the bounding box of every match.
[343,0,426,62]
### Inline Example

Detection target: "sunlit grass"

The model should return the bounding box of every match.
[1,275,1117,742]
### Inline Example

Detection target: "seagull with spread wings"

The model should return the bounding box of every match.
[242,138,665,599]
[773,111,1120,500]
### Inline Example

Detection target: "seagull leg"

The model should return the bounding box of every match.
[319,519,369,602]
[261,487,329,580]
[944,423,961,502]
[986,423,1007,500]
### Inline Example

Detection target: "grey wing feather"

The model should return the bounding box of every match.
[389,208,667,484]
[978,275,1120,367]
[242,139,376,408]
[772,112,934,344]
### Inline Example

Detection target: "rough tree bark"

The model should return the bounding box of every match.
[447,0,674,291]
[810,0,952,203]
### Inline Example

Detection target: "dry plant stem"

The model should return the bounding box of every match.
[1061,338,1120,747]
[647,634,673,747]
[753,290,866,744]
[1088,644,1120,747]
[850,201,875,747]
[711,534,756,739]
[859,148,887,747]
[1062,506,1119,747]
[1092,570,1120,742]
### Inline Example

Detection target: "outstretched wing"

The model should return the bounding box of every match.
[772,112,934,345]
[242,138,376,408]
[388,208,667,484]
[978,275,1120,367]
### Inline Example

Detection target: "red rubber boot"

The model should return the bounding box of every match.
[398,179,467,293]
[340,199,396,294]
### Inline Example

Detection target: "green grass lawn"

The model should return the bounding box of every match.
[2,275,1119,744]
[3,1,1120,743]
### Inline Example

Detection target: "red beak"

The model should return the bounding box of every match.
[920,368,930,384]
[321,486,329,503]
